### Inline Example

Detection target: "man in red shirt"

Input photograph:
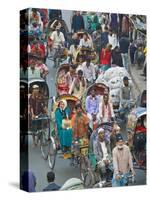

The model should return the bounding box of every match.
[100,43,112,72]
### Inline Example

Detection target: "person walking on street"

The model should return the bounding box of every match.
[112,134,135,187]
[43,171,60,191]
[119,33,130,71]
[71,11,84,33]
[100,43,112,72]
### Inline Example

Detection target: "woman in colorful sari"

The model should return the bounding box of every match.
[55,100,72,153]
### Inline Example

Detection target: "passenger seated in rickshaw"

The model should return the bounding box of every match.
[68,40,79,63]
[99,93,115,123]
[93,128,112,181]
[57,69,70,95]
[35,59,49,79]
[30,40,45,59]
[85,89,100,130]
[28,60,41,79]
[71,103,89,141]
[55,99,72,153]
[29,85,48,147]
[69,70,87,100]
[79,32,93,49]
[65,64,77,90]
[29,8,43,33]
[82,57,96,85]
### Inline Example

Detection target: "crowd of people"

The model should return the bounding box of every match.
[20,8,147,191]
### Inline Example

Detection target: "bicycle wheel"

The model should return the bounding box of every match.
[40,131,49,160]
[48,136,57,169]
[80,156,88,181]
[84,170,95,188]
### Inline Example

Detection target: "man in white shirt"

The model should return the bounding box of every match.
[50,25,65,49]
[79,32,93,48]
[82,58,96,84]
[108,29,118,50]
[93,128,112,180]
[99,94,115,123]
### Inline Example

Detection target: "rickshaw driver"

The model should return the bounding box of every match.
[93,128,113,182]
[120,76,135,110]
[29,84,48,147]
[71,103,89,141]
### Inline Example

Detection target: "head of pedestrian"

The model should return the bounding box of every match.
[77,69,83,79]
[47,171,55,183]
[76,11,80,16]
[114,46,120,52]
[109,28,113,36]
[106,43,112,51]
[83,32,88,41]
[116,134,124,150]
[86,57,91,67]
[104,26,109,32]
[98,128,105,142]
[91,89,96,98]
[123,76,129,87]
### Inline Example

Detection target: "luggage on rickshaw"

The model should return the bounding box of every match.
[127,107,146,169]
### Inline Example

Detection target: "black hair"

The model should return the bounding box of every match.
[75,103,82,110]
[47,171,55,183]
[78,70,83,75]
[123,76,129,81]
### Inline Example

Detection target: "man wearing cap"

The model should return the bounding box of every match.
[120,76,135,110]
[50,24,65,49]
[29,84,48,147]
[112,134,135,187]
[93,128,112,181]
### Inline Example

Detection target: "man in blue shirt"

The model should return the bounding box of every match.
[86,89,100,130]
[119,33,130,71]
[71,11,85,33]
[43,171,60,191]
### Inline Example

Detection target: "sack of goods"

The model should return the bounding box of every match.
[103,66,130,82]
[110,88,120,104]
[108,76,122,90]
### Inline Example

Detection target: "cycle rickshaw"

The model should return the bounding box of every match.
[20,78,57,169]
[127,107,146,170]
[50,94,93,185]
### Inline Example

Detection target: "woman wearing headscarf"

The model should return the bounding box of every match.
[55,99,72,153]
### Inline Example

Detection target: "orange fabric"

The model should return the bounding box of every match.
[71,113,89,138]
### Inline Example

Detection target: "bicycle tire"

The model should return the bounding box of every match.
[40,131,49,160]
[48,136,57,169]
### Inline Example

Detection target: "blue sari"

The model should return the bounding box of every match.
[55,107,72,149]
